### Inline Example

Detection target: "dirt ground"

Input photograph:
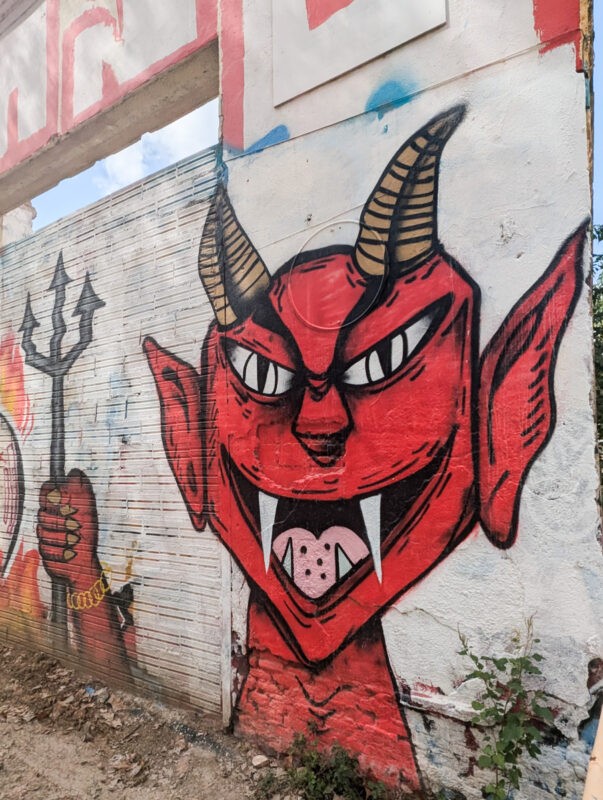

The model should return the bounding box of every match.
[0,642,287,800]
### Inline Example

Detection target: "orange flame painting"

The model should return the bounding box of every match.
[0,332,33,438]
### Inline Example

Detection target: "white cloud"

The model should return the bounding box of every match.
[93,99,219,196]
[93,140,147,195]
[143,99,220,165]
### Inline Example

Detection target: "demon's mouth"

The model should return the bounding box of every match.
[227,435,453,602]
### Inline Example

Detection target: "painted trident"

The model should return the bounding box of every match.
[20,252,105,638]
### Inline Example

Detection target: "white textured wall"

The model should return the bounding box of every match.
[223,0,600,796]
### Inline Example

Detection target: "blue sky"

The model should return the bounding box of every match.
[32,99,220,230]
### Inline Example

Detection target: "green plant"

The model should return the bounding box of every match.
[459,619,554,800]
[288,734,389,800]
[252,733,397,800]
[255,768,286,800]
[593,224,603,274]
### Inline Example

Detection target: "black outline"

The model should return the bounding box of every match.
[0,412,24,578]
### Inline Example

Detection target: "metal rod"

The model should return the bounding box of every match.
[49,374,67,635]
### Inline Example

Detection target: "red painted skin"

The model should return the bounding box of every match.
[36,224,585,788]
[201,251,477,662]
[36,470,130,673]
[238,601,420,789]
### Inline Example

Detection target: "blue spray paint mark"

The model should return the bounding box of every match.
[245,125,290,154]
[228,125,291,158]
[580,711,599,748]
[365,80,417,120]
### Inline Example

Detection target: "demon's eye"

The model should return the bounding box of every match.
[227,342,295,396]
[342,308,436,386]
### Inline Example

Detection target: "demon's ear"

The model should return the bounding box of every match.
[143,336,205,530]
[478,224,587,548]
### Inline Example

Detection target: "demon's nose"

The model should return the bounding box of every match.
[293,385,351,466]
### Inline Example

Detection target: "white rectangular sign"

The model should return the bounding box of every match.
[273,0,447,105]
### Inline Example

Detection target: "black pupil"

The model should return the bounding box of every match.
[375,335,404,378]
[256,353,273,393]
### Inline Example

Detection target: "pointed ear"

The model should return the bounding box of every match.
[143,336,205,530]
[478,224,587,547]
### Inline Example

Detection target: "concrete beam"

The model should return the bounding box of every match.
[0,0,43,38]
[0,41,218,217]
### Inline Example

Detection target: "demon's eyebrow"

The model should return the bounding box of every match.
[335,276,391,357]
[339,294,453,368]
[251,297,300,354]
[223,297,300,373]
[342,274,384,331]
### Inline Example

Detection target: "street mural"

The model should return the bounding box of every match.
[140,106,587,788]
[36,468,132,669]
[28,257,136,668]
[0,334,42,627]
[0,411,24,579]
[22,252,106,636]
[0,0,593,789]
[0,106,586,789]
[0,332,32,580]
[0,256,136,668]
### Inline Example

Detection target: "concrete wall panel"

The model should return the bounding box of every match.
[214,0,600,795]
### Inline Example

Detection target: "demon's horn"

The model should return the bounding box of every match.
[354,105,466,276]
[198,186,271,327]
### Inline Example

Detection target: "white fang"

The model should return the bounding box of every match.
[281,538,293,578]
[360,494,382,583]
[259,491,278,572]
[336,545,354,580]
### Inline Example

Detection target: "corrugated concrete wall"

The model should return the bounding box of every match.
[0,146,226,716]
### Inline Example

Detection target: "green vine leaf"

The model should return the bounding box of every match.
[459,617,553,800]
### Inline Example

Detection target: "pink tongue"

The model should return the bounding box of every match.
[273,527,369,599]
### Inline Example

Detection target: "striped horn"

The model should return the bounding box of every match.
[354,105,466,276]
[198,186,271,327]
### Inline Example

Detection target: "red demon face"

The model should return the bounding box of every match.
[205,246,478,661]
[144,106,585,664]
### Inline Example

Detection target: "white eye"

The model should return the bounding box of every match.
[342,309,436,387]
[405,312,432,354]
[227,343,295,396]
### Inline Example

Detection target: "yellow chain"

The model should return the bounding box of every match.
[66,564,112,611]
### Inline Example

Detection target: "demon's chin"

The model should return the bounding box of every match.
[226,433,454,603]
